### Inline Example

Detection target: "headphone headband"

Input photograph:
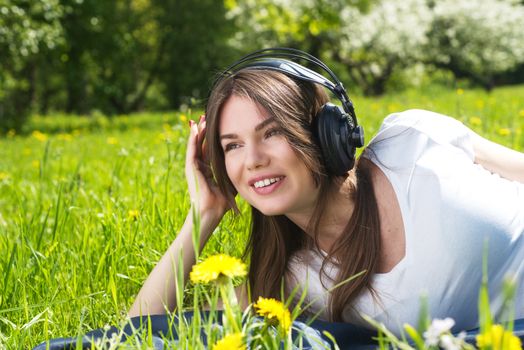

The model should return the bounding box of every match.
[217,47,358,128]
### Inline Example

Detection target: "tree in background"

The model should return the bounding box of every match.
[155,0,236,110]
[0,0,64,131]
[48,0,235,115]
[224,0,374,61]
[2,0,524,132]
[57,0,167,115]
[425,0,524,91]
[226,0,524,95]
[0,0,236,128]
[336,0,432,95]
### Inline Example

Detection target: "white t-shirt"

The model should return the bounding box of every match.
[287,109,524,336]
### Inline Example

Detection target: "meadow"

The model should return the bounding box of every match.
[1,84,524,349]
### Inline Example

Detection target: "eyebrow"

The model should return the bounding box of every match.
[219,117,276,141]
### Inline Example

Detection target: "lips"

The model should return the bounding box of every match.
[249,175,285,195]
[253,176,284,188]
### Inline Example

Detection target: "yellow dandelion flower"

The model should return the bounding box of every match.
[0,172,10,181]
[106,137,118,145]
[469,116,482,126]
[57,133,73,141]
[128,209,139,220]
[32,160,40,169]
[497,128,511,136]
[387,103,400,113]
[519,110,524,118]
[213,332,245,350]
[179,114,188,123]
[32,130,48,142]
[254,297,292,334]
[475,99,485,109]
[476,324,521,350]
[456,88,464,95]
[189,254,247,284]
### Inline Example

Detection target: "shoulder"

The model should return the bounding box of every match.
[365,109,475,162]
[378,109,470,139]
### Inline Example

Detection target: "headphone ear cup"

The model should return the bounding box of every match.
[314,103,357,175]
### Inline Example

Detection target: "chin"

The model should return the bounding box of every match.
[259,209,284,217]
[252,204,287,217]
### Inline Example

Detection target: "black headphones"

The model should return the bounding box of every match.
[211,47,365,175]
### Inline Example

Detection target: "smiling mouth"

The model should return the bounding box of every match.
[253,176,284,189]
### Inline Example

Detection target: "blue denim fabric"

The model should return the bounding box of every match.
[35,313,524,349]
[32,312,343,349]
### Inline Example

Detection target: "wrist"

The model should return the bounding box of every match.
[187,207,224,240]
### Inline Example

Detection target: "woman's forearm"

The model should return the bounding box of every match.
[127,211,221,317]
[473,133,524,183]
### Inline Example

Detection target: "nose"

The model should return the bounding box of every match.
[245,144,269,170]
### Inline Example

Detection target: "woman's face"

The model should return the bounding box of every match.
[219,95,319,217]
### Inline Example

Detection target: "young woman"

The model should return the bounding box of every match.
[128,49,524,336]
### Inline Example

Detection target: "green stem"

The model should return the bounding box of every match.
[218,279,241,333]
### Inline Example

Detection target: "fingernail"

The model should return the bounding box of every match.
[189,120,194,127]
[199,115,205,122]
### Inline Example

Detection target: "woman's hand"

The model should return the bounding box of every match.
[185,115,230,228]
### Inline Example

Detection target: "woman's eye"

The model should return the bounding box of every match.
[224,143,240,152]
[265,128,282,138]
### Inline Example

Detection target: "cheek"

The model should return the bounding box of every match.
[224,157,241,187]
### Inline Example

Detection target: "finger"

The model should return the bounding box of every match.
[198,123,207,161]
[196,116,206,158]
[201,137,208,164]
[187,120,213,184]
[185,120,199,173]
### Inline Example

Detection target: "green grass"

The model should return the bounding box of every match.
[1,85,523,349]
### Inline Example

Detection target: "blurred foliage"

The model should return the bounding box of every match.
[231,0,524,95]
[0,0,235,132]
[425,0,524,90]
[1,0,524,133]
[0,0,64,131]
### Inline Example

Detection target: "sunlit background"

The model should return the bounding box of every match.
[1,0,524,132]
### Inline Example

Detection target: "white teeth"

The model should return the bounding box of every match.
[254,177,282,189]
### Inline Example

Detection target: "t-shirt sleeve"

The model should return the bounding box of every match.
[366,109,476,164]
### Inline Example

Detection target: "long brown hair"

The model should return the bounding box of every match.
[205,69,381,322]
